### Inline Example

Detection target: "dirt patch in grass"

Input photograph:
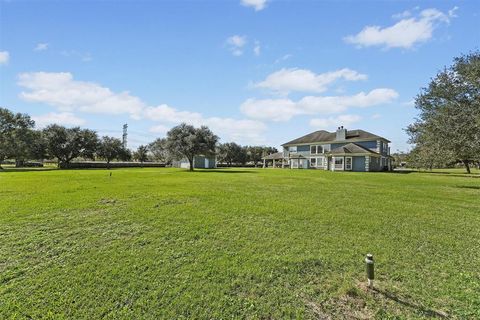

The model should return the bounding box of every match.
[153,197,200,207]
[305,288,372,319]
[99,198,119,205]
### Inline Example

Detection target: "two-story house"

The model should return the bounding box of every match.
[281,126,392,171]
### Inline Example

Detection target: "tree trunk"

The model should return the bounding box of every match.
[464,160,471,174]
[188,157,194,171]
[15,159,25,167]
[107,160,111,170]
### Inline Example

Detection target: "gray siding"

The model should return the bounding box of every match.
[352,156,366,172]
[369,157,381,171]
[174,156,216,169]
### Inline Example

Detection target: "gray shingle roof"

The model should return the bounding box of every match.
[282,129,389,146]
[328,143,379,155]
[262,152,284,160]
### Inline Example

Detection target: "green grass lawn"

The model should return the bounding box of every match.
[1,168,479,319]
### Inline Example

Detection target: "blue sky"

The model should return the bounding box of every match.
[1,0,479,151]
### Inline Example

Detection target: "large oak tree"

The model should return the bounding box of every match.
[165,123,218,171]
[43,124,99,167]
[407,51,480,173]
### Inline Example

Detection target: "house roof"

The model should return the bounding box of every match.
[328,143,379,155]
[262,152,284,160]
[282,129,389,146]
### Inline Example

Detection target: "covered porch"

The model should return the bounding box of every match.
[262,152,286,168]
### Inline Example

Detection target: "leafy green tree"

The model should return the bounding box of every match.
[0,107,36,167]
[29,130,48,162]
[218,142,244,166]
[407,51,480,173]
[134,145,149,164]
[237,146,249,166]
[97,136,123,168]
[149,138,170,163]
[43,124,99,168]
[245,146,278,167]
[118,147,132,162]
[246,146,264,167]
[165,123,218,171]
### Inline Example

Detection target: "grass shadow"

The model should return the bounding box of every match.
[188,169,258,174]
[456,185,480,190]
[390,169,415,174]
[0,168,58,173]
[372,287,448,318]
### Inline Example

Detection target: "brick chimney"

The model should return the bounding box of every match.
[336,126,347,140]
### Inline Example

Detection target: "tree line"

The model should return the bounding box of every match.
[0,109,277,171]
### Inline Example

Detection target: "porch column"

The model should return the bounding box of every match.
[263,158,266,168]
[272,159,276,168]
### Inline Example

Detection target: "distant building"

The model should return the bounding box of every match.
[173,155,216,169]
[263,127,392,171]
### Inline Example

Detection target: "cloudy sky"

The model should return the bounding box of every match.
[1,0,478,151]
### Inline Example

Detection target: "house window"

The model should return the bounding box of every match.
[290,146,297,153]
[291,159,298,168]
[345,157,352,170]
[310,158,316,167]
[316,156,324,168]
[310,145,323,154]
[334,157,344,170]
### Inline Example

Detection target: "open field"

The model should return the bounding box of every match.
[1,168,479,319]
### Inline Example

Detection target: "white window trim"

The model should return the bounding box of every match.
[334,157,344,171]
[310,145,324,155]
[310,157,317,168]
[291,159,299,168]
[317,156,324,168]
[345,157,352,171]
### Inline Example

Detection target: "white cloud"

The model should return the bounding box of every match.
[310,114,362,130]
[253,40,261,56]
[240,98,298,122]
[61,50,92,62]
[34,43,48,51]
[145,104,267,144]
[392,10,412,20]
[17,71,265,144]
[274,54,292,64]
[254,68,367,95]
[149,124,170,134]
[241,0,268,11]
[144,104,203,123]
[226,35,247,56]
[345,7,457,49]
[32,112,86,128]
[371,113,382,119]
[241,88,398,121]
[0,51,9,65]
[18,72,145,118]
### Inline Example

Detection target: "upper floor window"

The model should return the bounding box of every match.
[289,146,297,152]
[310,145,323,154]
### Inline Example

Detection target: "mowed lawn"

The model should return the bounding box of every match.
[1,168,479,319]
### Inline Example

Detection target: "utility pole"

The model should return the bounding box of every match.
[122,123,128,149]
